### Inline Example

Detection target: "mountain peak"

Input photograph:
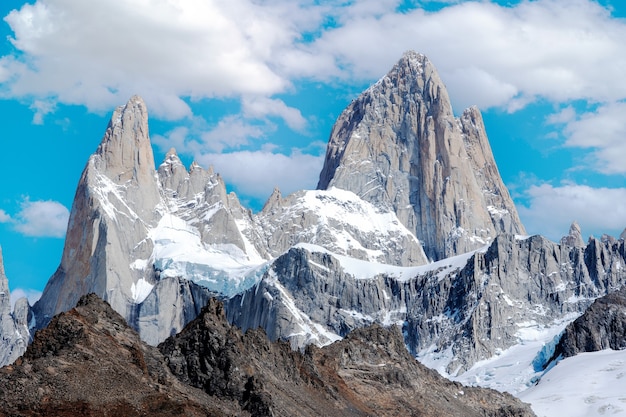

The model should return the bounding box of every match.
[93,95,154,184]
[561,221,585,247]
[0,246,8,315]
[317,52,524,260]
[396,50,428,75]
[363,50,448,115]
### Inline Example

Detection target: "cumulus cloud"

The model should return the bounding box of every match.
[196,150,325,202]
[554,102,626,175]
[296,0,626,111]
[242,97,308,132]
[518,183,626,241]
[13,199,70,238]
[1,0,321,118]
[0,209,10,223]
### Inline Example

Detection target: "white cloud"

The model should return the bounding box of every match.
[242,97,308,131]
[546,106,577,125]
[557,102,626,175]
[199,116,265,153]
[518,183,626,241]
[13,199,69,238]
[300,0,626,111]
[196,150,325,202]
[0,209,10,223]
[29,99,55,124]
[9,288,42,311]
[1,0,320,118]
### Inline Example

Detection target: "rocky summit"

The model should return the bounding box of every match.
[318,51,525,261]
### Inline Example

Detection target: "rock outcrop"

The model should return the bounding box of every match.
[0,247,31,366]
[317,51,525,261]
[550,286,626,361]
[560,221,585,247]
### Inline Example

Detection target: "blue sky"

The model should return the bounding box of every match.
[1,0,625,303]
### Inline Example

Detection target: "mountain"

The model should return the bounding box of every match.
[317,51,525,261]
[0,50,625,417]
[227,233,626,374]
[0,293,536,416]
[225,51,626,373]
[29,89,430,348]
[550,285,626,360]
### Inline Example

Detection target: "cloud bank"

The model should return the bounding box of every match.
[518,184,626,241]
[2,0,625,233]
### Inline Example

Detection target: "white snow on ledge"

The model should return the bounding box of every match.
[293,242,485,281]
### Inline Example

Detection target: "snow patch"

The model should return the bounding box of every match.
[131,278,154,303]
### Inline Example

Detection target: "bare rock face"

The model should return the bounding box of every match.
[0,248,31,366]
[317,51,525,261]
[227,233,626,374]
[561,221,586,247]
[34,96,162,326]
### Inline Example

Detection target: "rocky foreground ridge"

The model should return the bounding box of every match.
[0,294,535,417]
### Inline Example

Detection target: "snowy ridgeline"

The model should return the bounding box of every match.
[130,186,429,300]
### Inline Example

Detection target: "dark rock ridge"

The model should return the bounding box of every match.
[0,293,239,417]
[550,285,626,362]
[161,296,536,416]
[317,51,525,261]
[0,294,535,417]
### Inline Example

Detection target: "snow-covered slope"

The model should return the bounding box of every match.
[257,187,428,266]
[519,349,626,417]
